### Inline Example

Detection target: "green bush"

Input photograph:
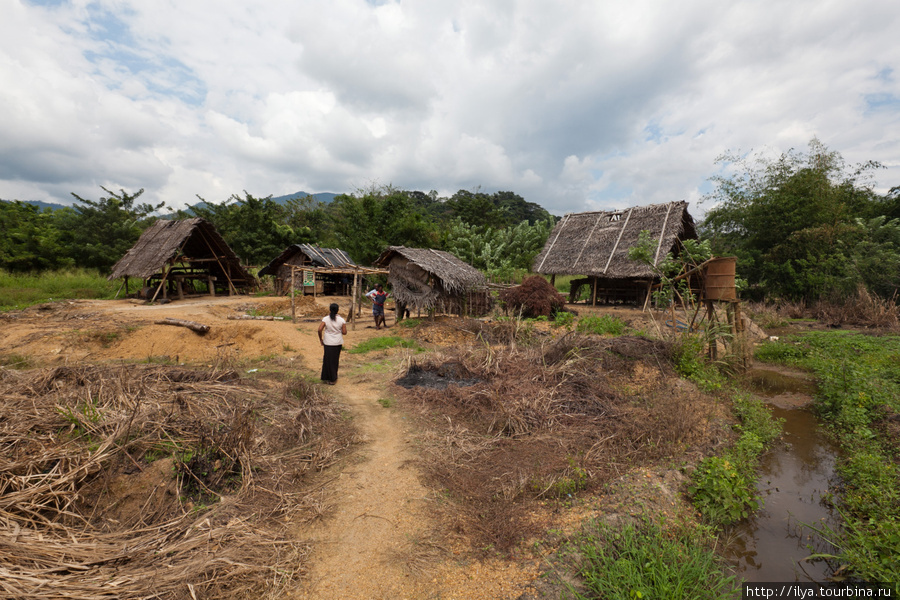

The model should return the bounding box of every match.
[552,311,575,329]
[688,456,759,526]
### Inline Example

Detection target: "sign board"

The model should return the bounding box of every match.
[303,270,315,286]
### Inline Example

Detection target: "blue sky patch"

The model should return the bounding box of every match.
[864,93,900,114]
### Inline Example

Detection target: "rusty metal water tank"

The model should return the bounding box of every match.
[704,257,737,300]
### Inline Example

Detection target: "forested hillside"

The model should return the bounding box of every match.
[0,186,554,281]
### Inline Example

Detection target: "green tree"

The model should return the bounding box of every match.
[57,187,164,272]
[327,186,439,264]
[701,139,892,300]
[442,217,554,278]
[0,200,72,271]
[184,192,306,266]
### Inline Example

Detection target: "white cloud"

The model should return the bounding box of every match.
[0,0,898,216]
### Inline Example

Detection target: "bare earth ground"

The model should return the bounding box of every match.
[1,296,550,598]
[0,295,705,599]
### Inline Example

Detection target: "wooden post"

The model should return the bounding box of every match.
[350,270,358,330]
[591,277,598,307]
[208,276,216,296]
[291,267,296,323]
[706,300,717,360]
[176,277,184,301]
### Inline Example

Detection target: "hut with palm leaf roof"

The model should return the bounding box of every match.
[373,246,492,318]
[532,201,698,305]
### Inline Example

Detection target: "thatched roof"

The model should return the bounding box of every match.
[258,244,358,277]
[374,246,487,294]
[532,201,697,278]
[108,218,254,283]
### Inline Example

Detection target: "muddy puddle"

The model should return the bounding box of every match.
[727,366,843,582]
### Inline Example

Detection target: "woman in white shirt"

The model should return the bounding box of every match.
[317,303,347,385]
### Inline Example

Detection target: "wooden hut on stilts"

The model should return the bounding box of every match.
[108,218,255,302]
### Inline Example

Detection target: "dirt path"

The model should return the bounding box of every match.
[1,296,541,599]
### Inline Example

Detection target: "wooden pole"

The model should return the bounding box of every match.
[350,270,358,330]
[291,267,296,323]
[149,263,174,304]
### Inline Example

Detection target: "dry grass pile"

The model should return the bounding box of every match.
[0,364,355,599]
[498,275,567,318]
[749,287,899,331]
[812,287,899,330]
[395,334,726,554]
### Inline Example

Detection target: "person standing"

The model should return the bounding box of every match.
[317,303,347,385]
[364,283,389,330]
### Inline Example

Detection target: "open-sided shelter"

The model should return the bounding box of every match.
[374,246,491,317]
[108,218,255,301]
[532,201,698,305]
[259,244,361,295]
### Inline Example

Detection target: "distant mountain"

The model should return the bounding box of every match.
[271,191,339,204]
[9,200,71,211]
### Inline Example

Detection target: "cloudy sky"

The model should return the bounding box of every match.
[2,0,898,217]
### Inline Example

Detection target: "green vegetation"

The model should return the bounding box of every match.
[0,354,33,368]
[376,397,394,408]
[396,318,422,328]
[348,336,423,354]
[572,518,738,599]
[0,268,119,310]
[688,392,781,526]
[755,331,900,585]
[671,334,724,392]
[702,138,900,301]
[576,314,627,336]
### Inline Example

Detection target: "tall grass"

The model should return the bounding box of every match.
[0,269,119,310]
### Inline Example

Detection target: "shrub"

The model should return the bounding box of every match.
[498,275,566,318]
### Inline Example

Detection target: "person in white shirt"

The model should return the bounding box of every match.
[317,303,347,385]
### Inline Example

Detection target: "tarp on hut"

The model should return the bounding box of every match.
[532,201,697,278]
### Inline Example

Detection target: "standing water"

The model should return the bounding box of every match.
[726,367,843,582]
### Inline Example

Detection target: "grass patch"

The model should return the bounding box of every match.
[396,318,423,328]
[755,330,900,586]
[576,314,627,336]
[0,268,119,310]
[0,354,33,369]
[348,336,423,354]
[377,397,394,408]
[571,517,738,599]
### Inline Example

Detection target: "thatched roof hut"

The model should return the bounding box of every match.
[532,201,697,304]
[373,246,491,316]
[258,244,361,295]
[109,218,255,298]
